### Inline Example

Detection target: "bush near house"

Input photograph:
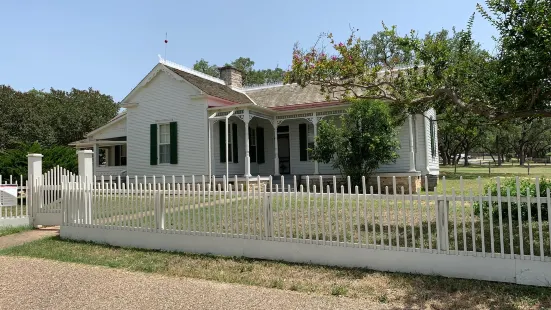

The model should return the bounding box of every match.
[473,177,551,221]
[312,99,401,187]
[0,142,77,180]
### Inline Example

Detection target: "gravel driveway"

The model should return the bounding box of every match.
[0,256,387,310]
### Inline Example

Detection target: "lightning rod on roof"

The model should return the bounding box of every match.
[164,32,168,60]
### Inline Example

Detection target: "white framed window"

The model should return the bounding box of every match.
[159,124,171,164]
[307,123,315,161]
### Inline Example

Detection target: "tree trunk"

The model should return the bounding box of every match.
[519,146,526,166]
[464,149,470,166]
[496,135,502,166]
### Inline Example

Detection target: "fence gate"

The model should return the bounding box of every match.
[30,166,75,226]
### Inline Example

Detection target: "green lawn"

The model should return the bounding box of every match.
[436,165,551,195]
[1,237,549,309]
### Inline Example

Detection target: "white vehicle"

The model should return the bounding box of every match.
[457,154,472,159]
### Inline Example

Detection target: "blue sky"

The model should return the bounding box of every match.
[1,0,496,101]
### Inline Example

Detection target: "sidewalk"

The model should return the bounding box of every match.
[0,256,387,310]
[0,227,58,250]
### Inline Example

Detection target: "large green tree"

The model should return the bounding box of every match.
[193,59,220,78]
[285,0,551,121]
[194,57,284,86]
[0,86,118,149]
[312,99,400,186]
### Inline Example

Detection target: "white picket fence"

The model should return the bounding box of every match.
[59,174,551,286]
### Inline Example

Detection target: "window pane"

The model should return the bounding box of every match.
[160,124,170,144]
[159,144,171,164]
[307,124,315,142]
[251,128,256,146]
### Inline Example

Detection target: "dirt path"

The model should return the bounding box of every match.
[0,256,387,310]
[0,227,58,250]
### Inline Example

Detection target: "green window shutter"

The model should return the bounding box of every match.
[114,145,121,166]
[170,122,178,164]
[257,127,265,164]
[299,123,308,161]
[150,124,157,165]
[219,121,226,163]
[249,127,257,163]
[232,123,238,163]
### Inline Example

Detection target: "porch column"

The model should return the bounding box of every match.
[208,120,213,177]
[312,113,319,175]
[93,143,99,177]
[244,109,251,177]
[272,119,280,176]
[225,116,229,183]
[408,114,416,172]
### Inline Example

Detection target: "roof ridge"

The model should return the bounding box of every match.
[158,55,226,85]
[242,82,289,92]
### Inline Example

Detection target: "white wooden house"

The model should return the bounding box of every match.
[71,57,439,190]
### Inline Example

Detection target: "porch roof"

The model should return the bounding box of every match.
[69,140,127,147]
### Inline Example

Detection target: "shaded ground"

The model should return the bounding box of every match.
[0,255,386,310]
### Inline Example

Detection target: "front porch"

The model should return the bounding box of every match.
[207,105,424,193]
[207,107,355,178]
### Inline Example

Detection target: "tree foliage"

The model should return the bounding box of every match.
[284,0,551,121]
[0,142,77,180]
[192,59,219,78]
[0,85,118,149]
[193,57,284,86]
[312,100,400,186]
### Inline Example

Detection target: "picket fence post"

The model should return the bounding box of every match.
[155,185,165,232]
[77,150,93,225]
[27,153,44,227]
[264,190,273,238]
[437,198,449,251]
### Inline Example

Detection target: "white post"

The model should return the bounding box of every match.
[312,113,319,175]
[272,119,280,176]
[155,188,165,231]
[225,117,229,188]
[27,153,43,226]
[244,109,251,177]
[93,143,99,177]
[78,150,94,224]
[208,120,213,177]
[408,114,416,172]
[437,198,449,251]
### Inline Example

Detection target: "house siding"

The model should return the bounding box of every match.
[126,71,208,177]
[90,117,127,140]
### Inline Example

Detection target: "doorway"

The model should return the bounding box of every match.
[277,126,291,174]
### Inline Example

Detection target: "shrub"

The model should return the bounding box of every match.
[0,142,77,180]
[473,177,551,221]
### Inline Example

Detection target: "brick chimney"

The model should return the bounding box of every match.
[218,65,243,88]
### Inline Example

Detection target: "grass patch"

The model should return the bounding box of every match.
[0,225,32,237]
[1,236,550,309]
